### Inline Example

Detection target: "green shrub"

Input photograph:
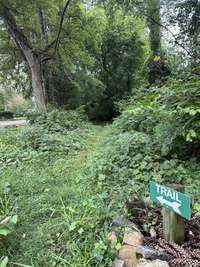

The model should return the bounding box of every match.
[85,78,200,203]
[116,78,200,159]
[86,129,188,203]
[20,110,91,154]
[26,112,42,124]
[112,106,161,134]
[151,79,200,158]
[20,126,86,153]
[27,110,88,133]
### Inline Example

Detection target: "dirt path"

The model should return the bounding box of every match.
[0,119,27,128]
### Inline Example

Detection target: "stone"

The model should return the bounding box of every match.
[137,259,151,267]
[118,245,138,267]
[124,258,138,267]
[136,246,172,261]
[137,260,170,267]
[143,224,149,233]
[107,231,117,244]
[149,227,157,238]
[119,245,135,259]
[112,259,125,267]
[112,216,139,231]
[123,229,144,247]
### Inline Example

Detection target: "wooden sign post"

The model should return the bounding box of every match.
[149,181,192,245]
[162,184,185,244]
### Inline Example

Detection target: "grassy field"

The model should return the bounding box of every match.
[0,124,118,267]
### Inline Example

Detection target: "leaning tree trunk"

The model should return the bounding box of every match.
[0,1,47,112]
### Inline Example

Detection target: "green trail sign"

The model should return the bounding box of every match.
[149,181,191,220]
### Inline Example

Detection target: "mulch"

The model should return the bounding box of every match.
[126,199,200,267]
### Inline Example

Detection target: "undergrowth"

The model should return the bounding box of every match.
[1,79,200,267]
[0,111,117,267]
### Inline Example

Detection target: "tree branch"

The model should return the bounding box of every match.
[54,0,73,55]
[43,39,57,53]
[0,1,32,54]
[38,5,48,44]
[145,13,192,56]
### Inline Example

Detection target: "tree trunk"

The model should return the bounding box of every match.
[146,0,170,84]
[27,52,47,111]
[0,1,47,112]
[191,0,200,72]
[147,0,161,56]
[146,0,162,84]
[37,5,55,104]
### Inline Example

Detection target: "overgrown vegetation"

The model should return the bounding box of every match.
[0,0,200,266]
[90,77,200,203]
[0,112,117,266]
[1,77,200,265]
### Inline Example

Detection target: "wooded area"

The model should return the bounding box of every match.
[0,0,198,119]
[0,0,200,267]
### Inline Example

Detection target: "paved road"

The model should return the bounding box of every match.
[0,119,27,128]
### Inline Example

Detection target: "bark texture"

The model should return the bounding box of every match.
[0,1,47,111]
[146,0,170,84]
[147,0,161,56]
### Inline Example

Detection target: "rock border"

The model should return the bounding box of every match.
[108,216,170,267]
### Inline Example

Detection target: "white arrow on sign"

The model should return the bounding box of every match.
[157,196,181,215]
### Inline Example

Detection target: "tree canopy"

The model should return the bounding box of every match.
[0,0,199,118]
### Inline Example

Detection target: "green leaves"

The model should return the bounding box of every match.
[186,130,197,142]
[19,110,91,154]
[0,229,10,236]
[0,215,18,237]
[0,257,8,267]
[0,215,18,267]
[181,107,200,116]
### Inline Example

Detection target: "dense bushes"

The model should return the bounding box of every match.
[87,129,187,199]
[85,77,200,202]
[0,111,91,173]
[117,77,200,159]
[20,127,86,153]
[27,110,88,132]
[1,94,200,266]
[20,110,90,153]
